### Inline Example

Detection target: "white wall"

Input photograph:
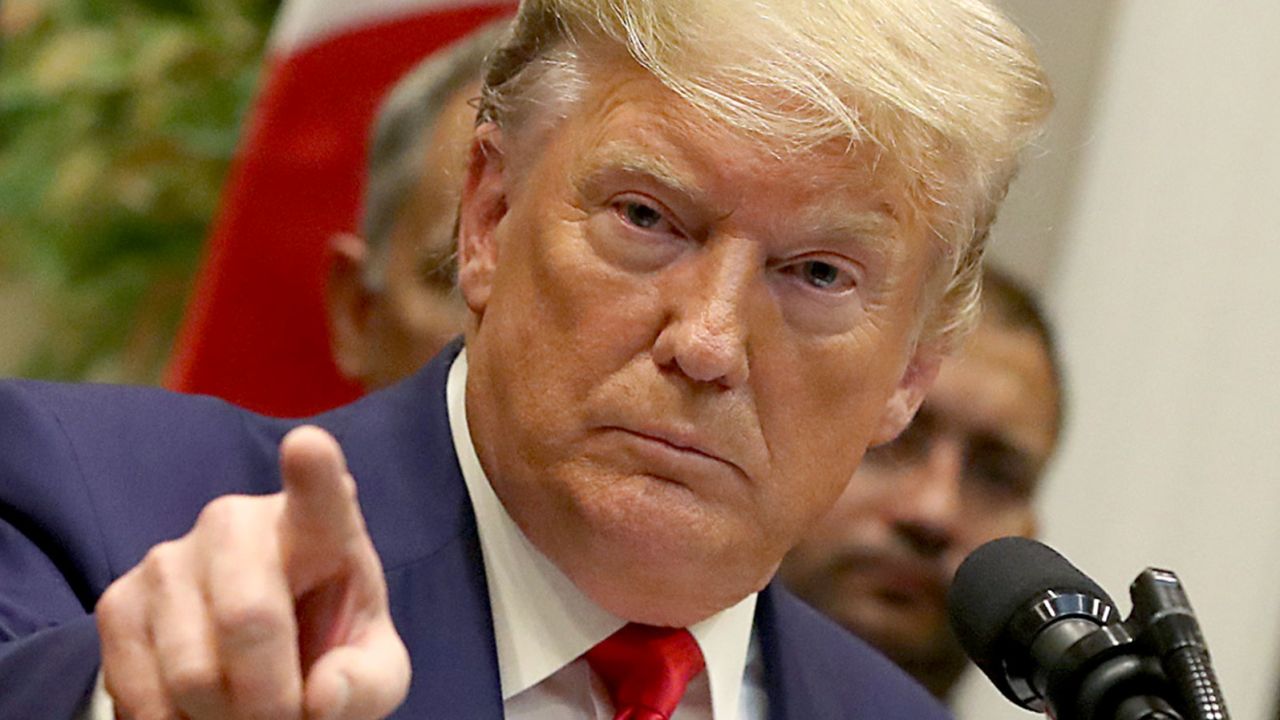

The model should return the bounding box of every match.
[985,0,1116,288]
[956,2,1280,718]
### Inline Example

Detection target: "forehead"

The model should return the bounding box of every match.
[926,321,1059,460]
[553,59,918,243]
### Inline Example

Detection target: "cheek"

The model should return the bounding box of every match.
[481,208,669,433]
[530,218,667,358]
[752,345,912,548]
[958,506,1036,555]
[757,350,895,488]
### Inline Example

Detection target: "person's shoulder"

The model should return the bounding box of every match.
[0,376,266,420]
[0,378,288,470]
[0,380,293,565]
[763,584,953,719]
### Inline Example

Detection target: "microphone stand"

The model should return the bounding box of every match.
[1129,570,1230,720]
[1042,569,1229,720]
[1041,621,1182,719]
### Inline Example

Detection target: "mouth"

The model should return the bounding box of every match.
[602,425,746,482]
[833,551,948,607]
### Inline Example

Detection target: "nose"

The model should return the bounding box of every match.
[651,237,755,388]
[889,439,965,558]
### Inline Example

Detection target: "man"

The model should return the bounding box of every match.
[781,267,1065,699]
[336,47,1062,705]
[335,53,1063,702]
[0,1,1052,718]
[326,22,506,390]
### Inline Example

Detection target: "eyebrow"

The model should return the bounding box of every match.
[576,140,904,255]
[574,141,706,201]
[777,203,902,269]
[798,207,898,241]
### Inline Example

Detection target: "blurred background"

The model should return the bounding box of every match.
[0,0,277,382]
[3,0,1279,717]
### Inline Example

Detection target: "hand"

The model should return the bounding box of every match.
[96,426,411,720]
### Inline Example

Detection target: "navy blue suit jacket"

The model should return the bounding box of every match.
[0,343,949,719]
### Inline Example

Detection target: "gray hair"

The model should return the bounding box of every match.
[360,19,510,291]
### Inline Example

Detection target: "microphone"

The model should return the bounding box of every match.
[948,538,1228,720]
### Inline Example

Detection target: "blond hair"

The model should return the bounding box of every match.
[478,0,1052,350]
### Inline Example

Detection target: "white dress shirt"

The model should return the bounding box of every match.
[447,350,767,720]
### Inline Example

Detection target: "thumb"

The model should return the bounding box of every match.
[279,425,367,593]
[303,614,411,720]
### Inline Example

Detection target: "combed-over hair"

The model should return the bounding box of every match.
[477,0,1052,351]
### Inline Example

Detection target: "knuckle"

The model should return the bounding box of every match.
[138,541,199,599]
[196,493,247,530]
[141,540,184,581]
[95,577,130,621]
[212,593,290,644]
[162,659,222,703]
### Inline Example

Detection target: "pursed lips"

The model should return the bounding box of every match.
[606,424,748,480]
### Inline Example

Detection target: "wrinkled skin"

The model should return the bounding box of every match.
[457,56,942,627]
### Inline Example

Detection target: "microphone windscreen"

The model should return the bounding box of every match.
[947,537,1114,667]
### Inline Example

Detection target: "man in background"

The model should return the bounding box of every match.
[781,266,1065,699]
[326,22,506,390]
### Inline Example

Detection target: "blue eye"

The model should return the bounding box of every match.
[801,261,842,289]
[775,257,857,294]
[620,201,664,229]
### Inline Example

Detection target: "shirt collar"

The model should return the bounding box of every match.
[446,349,758,718]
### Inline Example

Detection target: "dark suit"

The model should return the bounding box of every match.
[0,343,950,719]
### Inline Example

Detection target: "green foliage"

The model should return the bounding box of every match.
[0,0,280,381]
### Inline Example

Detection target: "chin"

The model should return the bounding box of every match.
[581,561,772,627]
[530,464,781,623]
[563,515,776,626]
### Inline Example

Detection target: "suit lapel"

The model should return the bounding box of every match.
[384,527,503,718]
[756,583,842,720]
[321,341,503,719]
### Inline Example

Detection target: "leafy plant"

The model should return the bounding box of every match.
[0,0,280,381]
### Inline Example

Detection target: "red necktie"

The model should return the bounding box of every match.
[586,623,707,720]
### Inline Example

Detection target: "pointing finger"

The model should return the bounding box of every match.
[278,425,367,592]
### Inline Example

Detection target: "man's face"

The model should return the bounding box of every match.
[780,318,1057,684]
[327,83,477,389]
[458,56,940,626]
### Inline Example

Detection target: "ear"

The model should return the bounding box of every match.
[455,123,508,316]
[869,346,942,446]
[324,233,375,383]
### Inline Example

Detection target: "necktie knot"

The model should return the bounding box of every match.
[586,623,706,720]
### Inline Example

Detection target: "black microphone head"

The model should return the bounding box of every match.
[948,537,1116,701]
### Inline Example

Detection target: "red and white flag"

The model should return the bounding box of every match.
[166,0,515,416]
